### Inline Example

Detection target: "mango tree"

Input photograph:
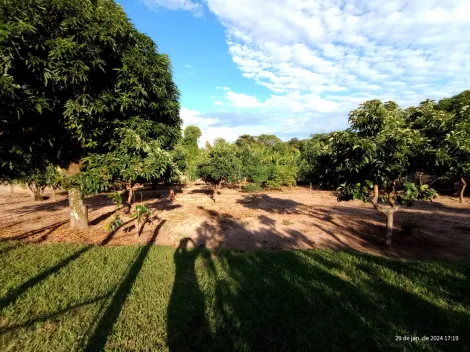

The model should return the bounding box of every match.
[435,92,470,203]
[332,100,437,247]
[197,141,241,201]
[0,0,180,228]
[82,118,177,214]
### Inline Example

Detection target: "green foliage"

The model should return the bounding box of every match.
[81,121,177,194]
[0,0,180,183]
[105,214,123,232]
[235,134,258,147]
[399,183,438,206]
[130,204,152,225]
[183,126,201,153]
[236,137,299,188]
[12,163,62,199]
[171,125,201,181]
[407,97,470,185]
[108,192,123,209]
[336,182,372,202]
[298,134,332,186]
[197,141,241,185]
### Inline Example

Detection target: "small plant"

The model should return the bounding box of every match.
[282,219,293,226]
[243,183,264,192]
[105,214,123,232]
[131,204,152,234]
[399,217,419,238]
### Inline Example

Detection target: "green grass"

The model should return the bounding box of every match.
[0,240,469,352]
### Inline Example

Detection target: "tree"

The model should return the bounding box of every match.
[435,91,470,203]
[197,141,241,201]
[298,134,332,189]
[183,126,202,152]
[13,164,62,201]
[172,125,201,181]
[82,118,177,214]
[235,134,258,147]
[287,137,303,150]
[235,137,300,190]
[333,100,436,247]
[257,134,282,147]
[407,98,470,203]
[0,0,180,228]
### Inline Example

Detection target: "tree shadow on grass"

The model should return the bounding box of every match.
[167,238,211,352]
[0,217,141,311]
[167,215,470,351]
[0,245,92,311]
[83,220,166,351]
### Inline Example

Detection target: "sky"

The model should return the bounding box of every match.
[117,0,470,146]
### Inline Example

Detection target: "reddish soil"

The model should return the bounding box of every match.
[1,183,469,260]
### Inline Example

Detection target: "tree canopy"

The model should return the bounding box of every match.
[0,0,181,180]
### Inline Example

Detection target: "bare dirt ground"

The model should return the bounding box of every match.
[1,183,469,260]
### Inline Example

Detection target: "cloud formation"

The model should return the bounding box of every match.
[149,0,470,141]
[143,0,204,16]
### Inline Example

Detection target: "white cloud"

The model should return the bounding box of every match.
[148,0,470,135]
[202,0,470,130]
[213,101,225,106]
[181,108,218,129]
[224,91,263,108]
[143,0,204,16]
[184,64,193,69]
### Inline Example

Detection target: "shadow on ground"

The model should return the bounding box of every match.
[0,225,469,351]
[235,193,470,259]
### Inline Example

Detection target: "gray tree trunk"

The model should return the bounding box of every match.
[68,188,88,229]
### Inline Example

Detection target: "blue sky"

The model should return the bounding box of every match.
[117,0,470,145]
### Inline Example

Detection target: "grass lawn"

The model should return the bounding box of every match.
[0,239,469,352]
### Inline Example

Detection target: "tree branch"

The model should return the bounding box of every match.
[370,184,399,215]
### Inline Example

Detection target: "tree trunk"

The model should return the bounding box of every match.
[460,177,466,204]
[134,219,140,236]
[124,184,134,213]
[28,183,44,201]
[127,186,134,205]
[385,212,394,247]
[169,188,176,202]
[51,188,56,202]
[9,184,13,193]
[370,184,398,248]
[212,183,217,202]
[309,182,312,190]
[68,188,88,229]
